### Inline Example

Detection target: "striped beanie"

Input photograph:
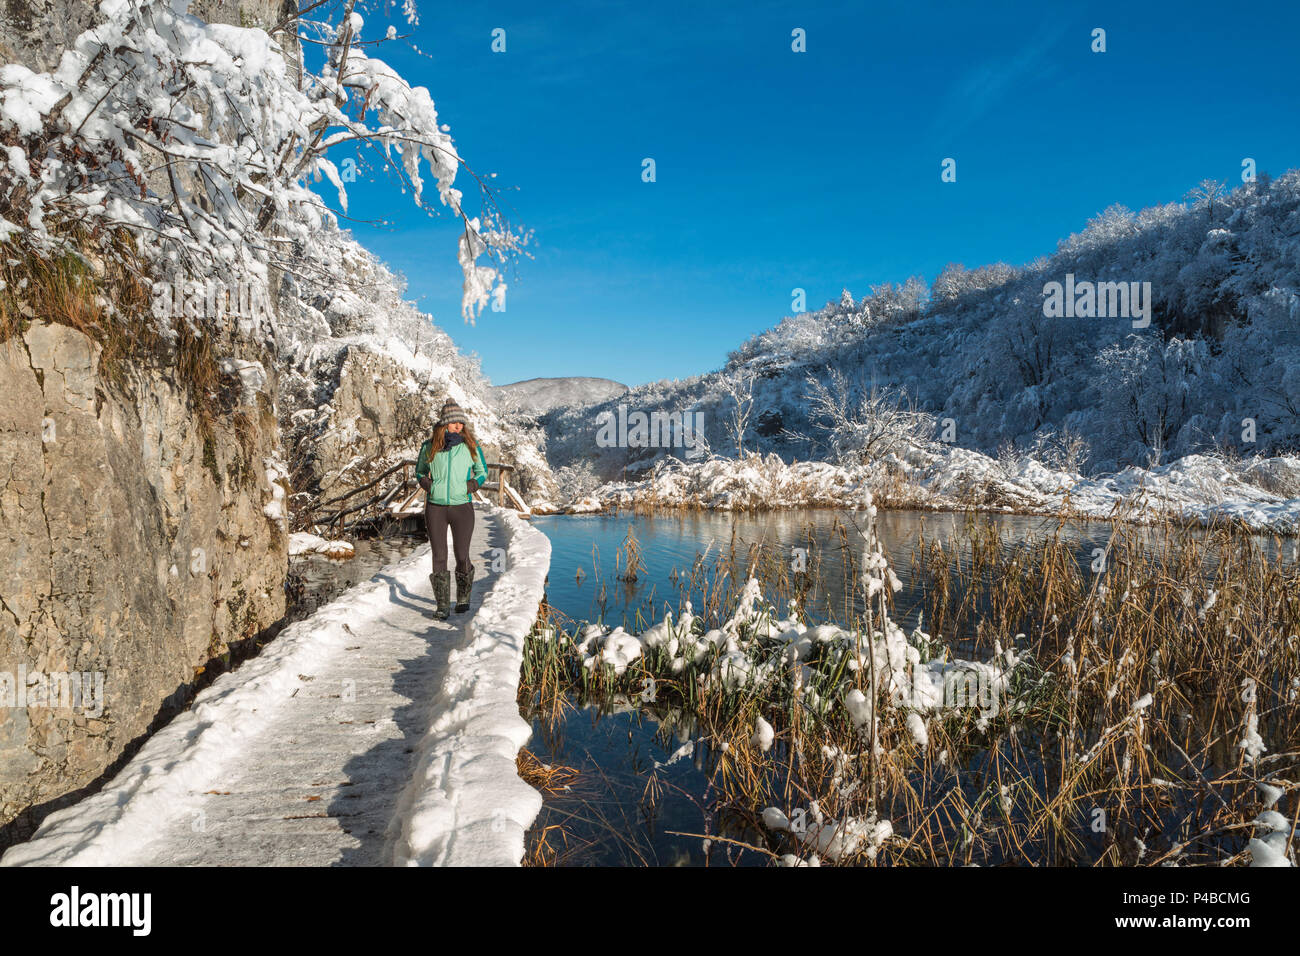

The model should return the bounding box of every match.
[438,398,469,427]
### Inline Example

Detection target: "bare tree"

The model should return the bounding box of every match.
[721,368,757,458]
[805,368,935,463]
[1187,179,1227,225]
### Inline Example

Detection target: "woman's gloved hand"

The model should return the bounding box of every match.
[466,479,478,496]
[418,476,432,492]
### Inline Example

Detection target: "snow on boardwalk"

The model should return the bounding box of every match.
[1,506,550,868]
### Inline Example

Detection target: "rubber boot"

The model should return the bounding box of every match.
[432,570,451,620]
[454,564,475,613]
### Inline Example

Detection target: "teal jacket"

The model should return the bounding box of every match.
[416,436,488,506]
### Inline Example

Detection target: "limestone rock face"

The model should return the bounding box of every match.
[0,323,286,834]
[291,346,559,508]
[0,0,96,71]
[0,0,294,72]
[309,348,425,495]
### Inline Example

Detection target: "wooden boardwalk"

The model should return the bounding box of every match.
[3,507,550,867]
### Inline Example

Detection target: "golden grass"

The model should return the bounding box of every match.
[516,747,579,797]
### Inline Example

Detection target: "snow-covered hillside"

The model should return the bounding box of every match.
[542,173,1300,513]
[492,376,629,416]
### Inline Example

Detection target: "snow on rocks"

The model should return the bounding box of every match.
[570,450,1300,534]
[220,358,268,405]
[263,456,290,525]
[288,532,355,559]
[390,509,550,866]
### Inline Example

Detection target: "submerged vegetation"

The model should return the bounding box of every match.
[519,504,1299,866]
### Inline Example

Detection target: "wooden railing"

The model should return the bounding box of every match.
[479,462,518,509]
[299,458,414,535]
[300,458,523,535]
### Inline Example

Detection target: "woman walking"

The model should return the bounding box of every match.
[416,398,489,620]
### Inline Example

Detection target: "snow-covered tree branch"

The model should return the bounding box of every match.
[0,0,522,326]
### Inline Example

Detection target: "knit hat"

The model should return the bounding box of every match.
[438,398,469,427]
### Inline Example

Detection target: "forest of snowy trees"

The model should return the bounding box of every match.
[540,173,1300,489]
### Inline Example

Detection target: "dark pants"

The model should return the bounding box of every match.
[425,502,474,573]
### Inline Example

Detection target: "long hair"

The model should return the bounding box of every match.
[431,421,479,460]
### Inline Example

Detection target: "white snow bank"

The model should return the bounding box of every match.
[288,532,355,559]
[574,450,1300,533]
[389,508,550,866]
[565,496,605,514]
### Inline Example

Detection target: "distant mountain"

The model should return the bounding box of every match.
[493,376,629,416]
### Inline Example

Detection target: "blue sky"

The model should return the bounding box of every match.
[331,0,1300,387]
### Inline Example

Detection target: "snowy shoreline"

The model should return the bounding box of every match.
[559,450,1300,534]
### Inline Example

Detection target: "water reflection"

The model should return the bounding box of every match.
[285,535,427,622]
[534,509,1121,634]
[522,507,1283,867]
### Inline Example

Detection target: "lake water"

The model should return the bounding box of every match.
[521,507,1125,866]
[286,536,427,622]
[533,508,1120,634]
